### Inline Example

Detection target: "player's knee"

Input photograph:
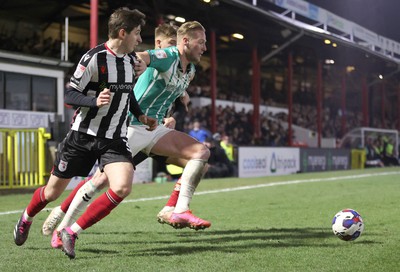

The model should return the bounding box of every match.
[200,145,210,160]
[92,173,109,189]
[202,163,209,175]
[112,185,131,198]
[44,188,62,202]
[45,194,59,202]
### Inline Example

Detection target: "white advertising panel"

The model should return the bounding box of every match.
[238,147,300,178]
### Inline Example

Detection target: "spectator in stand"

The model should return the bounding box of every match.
[219,134,238,177]
[189,119,210,143]
[381,137,399,166]
[220,134,235,162]
[365,137,384,168]
[203,137,233,178]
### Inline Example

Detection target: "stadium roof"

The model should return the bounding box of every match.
[0,0,398,80]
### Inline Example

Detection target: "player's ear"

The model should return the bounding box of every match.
[155,39,161,49]
[119,28,127,39]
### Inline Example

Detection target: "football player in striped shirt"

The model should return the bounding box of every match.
[43,22,212,258]
[13,8,156,259]
[42,23,191,244]
[42,23,209,243]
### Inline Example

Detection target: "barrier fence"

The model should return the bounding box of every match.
[0,128,51,188]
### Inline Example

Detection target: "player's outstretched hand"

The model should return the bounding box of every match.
[139,115,157,131]
[97,88,111,107]
[163,117,176,129]
[134,58,147,78]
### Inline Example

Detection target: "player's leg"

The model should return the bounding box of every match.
[14,131,96,246]
[156,156,187,224]
[126,126,186,224]
[50,170,108,249]
[131,148,188,225]
[13,175,71,246]
[50,150,148,249]
[59,140,134,259]
[161,157,209,211]
[42,177,90,236]
[60,162,133,259]
[158,158,209,224]
[49,150,150,241]
[151,130,211,230]
[58,169,109,229]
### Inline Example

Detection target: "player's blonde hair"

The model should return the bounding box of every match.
[155,23,177,39]
[177,21,205,42]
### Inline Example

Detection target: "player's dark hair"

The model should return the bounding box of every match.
[108,7,146,39]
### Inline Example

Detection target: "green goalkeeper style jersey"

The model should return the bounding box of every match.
[130,46,196,125]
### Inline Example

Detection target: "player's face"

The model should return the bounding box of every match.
[159,36,177,48]
[124,26,142,53]
[185,30,207,64]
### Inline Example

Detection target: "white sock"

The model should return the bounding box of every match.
[23,210,33,222]
[56,179,98,231]
[174,159,207,213]
[70,223,83,235]
[161,206,175,212]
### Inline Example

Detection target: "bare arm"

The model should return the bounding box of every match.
[180,91,190,112]
[136,51,150,66]
[134,57,147,78]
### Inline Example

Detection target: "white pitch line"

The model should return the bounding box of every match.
[1,171,399,216]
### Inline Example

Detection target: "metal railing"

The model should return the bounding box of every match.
[0,128,51,188]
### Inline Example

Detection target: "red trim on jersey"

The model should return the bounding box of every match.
[104,42,116,56]
[104,42,126,58]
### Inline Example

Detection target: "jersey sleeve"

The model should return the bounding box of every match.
[147,47,175,72]
[70,52,96,92]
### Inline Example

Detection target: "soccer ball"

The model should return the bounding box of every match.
[331,209,364,241]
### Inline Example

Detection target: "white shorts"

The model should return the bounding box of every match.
[127,125,173,156]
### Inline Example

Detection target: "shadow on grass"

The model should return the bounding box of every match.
[78,227,379,258]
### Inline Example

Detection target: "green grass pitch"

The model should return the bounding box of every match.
[1,167,399,271]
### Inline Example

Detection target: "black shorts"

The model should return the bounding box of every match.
[52,130,133,179]
[132,151,168,166]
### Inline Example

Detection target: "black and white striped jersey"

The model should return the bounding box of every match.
[69,43,138,139]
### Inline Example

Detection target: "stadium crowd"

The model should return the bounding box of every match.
[0,31,87,64]
[2,24,399,152]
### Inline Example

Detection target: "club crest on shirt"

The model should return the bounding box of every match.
[58,160,68,172]
[155,50,167,59]
[73,64,86,79]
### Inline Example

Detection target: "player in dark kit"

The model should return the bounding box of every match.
[41,25,191,247]
[13,8,156,259]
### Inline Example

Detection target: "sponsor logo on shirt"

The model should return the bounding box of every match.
[109,83,134,93]
[155,50,167,59]
[73,64,86,78]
